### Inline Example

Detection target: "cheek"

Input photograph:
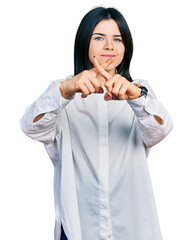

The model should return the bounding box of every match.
[120,45,125,58]
[116,46,125,64]
[88,45,93,63]
[89,42,98,62]
[89,44,103,65]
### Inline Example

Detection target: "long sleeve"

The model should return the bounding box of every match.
[20,78,74,144]
[127,79,173,148]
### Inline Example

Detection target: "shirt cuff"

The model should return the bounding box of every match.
[127,96,151,117]
[33,79,74,119]
[127,95,167,120]
[127,79,166,119]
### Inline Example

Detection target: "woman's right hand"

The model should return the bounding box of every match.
[59,57,113,99]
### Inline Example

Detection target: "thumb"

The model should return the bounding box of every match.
[104,92,113,101]
[104,92,120,101]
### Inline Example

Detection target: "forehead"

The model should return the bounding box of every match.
[92,19,121,35]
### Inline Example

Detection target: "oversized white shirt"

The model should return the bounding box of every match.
[20,76,173,240]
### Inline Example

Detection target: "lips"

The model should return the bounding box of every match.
[101,54,115,58]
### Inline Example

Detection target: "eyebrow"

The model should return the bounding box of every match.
[92,33,122,37]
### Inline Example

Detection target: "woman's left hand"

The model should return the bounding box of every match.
[93,57,141,101]
[104,74,141,100]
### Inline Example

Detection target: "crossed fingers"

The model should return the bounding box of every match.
[79,57,139,100]
[92,57,121,100]
[92,57,140,100]
[92,56,113,81]
[79,57,114,98]
[81,57,132,100]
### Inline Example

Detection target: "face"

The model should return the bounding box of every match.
[89,19,125,75]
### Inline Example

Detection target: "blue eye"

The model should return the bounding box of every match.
[95,37,103,41]
[114,38,122,42]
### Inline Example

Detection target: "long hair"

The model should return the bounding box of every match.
[74,7,133,82]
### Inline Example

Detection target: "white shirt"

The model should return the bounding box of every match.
[20,76,173,240]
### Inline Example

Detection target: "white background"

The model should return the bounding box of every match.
[0,0,192,239]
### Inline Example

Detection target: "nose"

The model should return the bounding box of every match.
[104,39,114,50]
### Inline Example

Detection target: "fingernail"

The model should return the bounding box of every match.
[106,94,111,99]
[99,87,103,93]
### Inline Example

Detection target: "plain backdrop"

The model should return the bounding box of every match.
[0,0,192,239]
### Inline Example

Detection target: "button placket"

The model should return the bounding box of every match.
[98,94,110,240]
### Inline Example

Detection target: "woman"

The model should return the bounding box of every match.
[21,7,173,240]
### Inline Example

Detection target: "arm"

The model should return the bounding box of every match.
[21,58,114,143]
[127,79,173,148]
[92,58,173,148]
[20,78,74,144]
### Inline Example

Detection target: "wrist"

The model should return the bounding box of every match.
[59,81,74,99]
[135,87,142,98]
[134,83,148,98]
[131,83,142,99]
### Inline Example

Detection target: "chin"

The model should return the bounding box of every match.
[106,62,118,70]
[105,66,116,75]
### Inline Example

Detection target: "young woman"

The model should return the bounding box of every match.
[21,7,173,240]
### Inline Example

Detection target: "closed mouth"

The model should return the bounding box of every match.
[101,54,116,58]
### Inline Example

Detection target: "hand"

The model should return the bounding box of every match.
[92,57,141,101]
[59,57,113,99]
[104,74,141,100]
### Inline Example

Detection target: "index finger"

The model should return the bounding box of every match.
[100,57,114,69]
[93,57,112,81]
